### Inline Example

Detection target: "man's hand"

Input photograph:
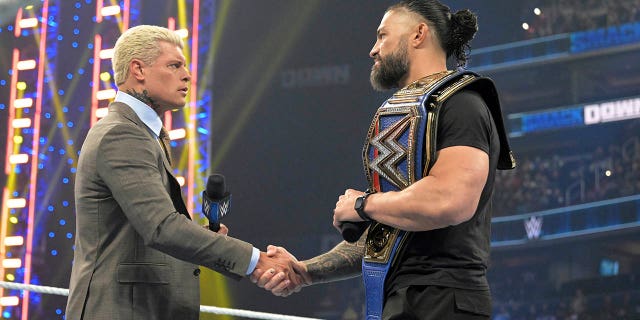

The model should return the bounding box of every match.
[250,245,311,297]
[203,223,229,235]
[333,189,365,232]
[216,223,229,235]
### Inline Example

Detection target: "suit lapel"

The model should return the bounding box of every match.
[108,102,192,220]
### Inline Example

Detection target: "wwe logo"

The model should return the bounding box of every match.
[524,216,543,240]
[203,201,211,216]
[219,199,230,217]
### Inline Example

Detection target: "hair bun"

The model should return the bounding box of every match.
[451,9,478,43]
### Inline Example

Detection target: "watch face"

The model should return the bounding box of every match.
[355,196,364,210]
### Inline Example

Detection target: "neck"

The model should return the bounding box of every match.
[119,84,163,115]
[399,51,447,88]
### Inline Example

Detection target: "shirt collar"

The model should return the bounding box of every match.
[114,91,163,137]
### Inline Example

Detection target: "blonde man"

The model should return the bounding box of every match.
[66,25,295,320]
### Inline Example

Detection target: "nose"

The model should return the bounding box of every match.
[183,67,191,82]
[369,42,379,59]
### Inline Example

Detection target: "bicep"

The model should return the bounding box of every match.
[428,145,488,224]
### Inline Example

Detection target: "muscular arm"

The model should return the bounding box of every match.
[303,234,366,284]
[364,145,489,231]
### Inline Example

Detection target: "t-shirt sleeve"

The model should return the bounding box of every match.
[436,89,493,154]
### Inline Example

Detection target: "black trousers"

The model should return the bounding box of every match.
[382,285,492,320]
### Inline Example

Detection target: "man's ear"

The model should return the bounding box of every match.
[130,59,145,81]
[412,22,429,47]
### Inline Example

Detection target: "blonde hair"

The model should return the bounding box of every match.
[112,25,184,85]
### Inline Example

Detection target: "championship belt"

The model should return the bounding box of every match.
[360,70,506,319]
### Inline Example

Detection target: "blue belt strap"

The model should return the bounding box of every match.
[362,230,406,319]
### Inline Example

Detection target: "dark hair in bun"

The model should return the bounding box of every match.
[389,0,478,67]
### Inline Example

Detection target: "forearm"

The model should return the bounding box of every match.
[303,235,366,284]
[364,177,457,232]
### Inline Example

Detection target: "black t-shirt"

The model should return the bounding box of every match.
[386,88,500,294]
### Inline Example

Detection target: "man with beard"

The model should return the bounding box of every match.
[253,0,516,319]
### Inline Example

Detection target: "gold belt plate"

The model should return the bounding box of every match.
[364,223,401,264]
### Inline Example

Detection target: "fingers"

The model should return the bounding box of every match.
[256,269,288,290]
[266,245,278,257]
[217,224,229,236]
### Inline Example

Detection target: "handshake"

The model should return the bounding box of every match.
[250,245,310,297]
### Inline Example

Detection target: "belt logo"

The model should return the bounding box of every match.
[369,115,412,189]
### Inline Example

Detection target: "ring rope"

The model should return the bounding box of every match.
[0,281,323,320]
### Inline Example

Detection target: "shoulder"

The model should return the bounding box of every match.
[441,89,491,120]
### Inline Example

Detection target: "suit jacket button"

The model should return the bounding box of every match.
[193,268,201,276]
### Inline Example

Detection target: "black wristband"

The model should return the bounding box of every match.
[354,189,375,221]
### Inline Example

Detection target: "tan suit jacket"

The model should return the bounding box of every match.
[65,102,254,320]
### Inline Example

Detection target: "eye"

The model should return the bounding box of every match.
[169,63,181,69]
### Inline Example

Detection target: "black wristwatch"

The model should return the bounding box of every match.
[354,189,375,221]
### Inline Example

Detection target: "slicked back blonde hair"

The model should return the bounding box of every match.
[112,25,184,86]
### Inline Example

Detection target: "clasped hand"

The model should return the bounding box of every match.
[250,245,310,297]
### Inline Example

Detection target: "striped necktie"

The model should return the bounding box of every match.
[159,127,173,166]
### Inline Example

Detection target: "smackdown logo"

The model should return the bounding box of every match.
[584,97,640,125]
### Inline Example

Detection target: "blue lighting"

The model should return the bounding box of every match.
[74,28,80,35]
[63,106,69,112]
[67,233,73,239]
[45,112,51,119]
[73,15,79,21]
[197,127,209,135]
[0,103,5,109]
[59,219,66,226]
[40,137,46,144]
[49,232,55,238]
[72,42,78,48]
[78,68,85,75]
[67,157,74,164]
[38,163,44,169]
[0,80,6,86]
[57,35,63,41]
[7,25,13,31]
[67,121,74,127]
[71,167,77,173]
[57,122,64,128]
[89,58,94,64]
[62,201,69,207]
[68,140,74,146]
[63,178,69,184]
[58,89,65,95]
[3,311,10,318]
[48,205,54,212]
[87,43,94,49]
[66,73,73,80]
[56,309,62,315]
[51,250,58,256]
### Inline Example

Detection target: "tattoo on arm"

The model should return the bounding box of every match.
[125,89,157,107]
[303,232,367,284]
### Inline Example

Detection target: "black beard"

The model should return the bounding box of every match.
[370,45,409,91]
[126,89,157,107]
